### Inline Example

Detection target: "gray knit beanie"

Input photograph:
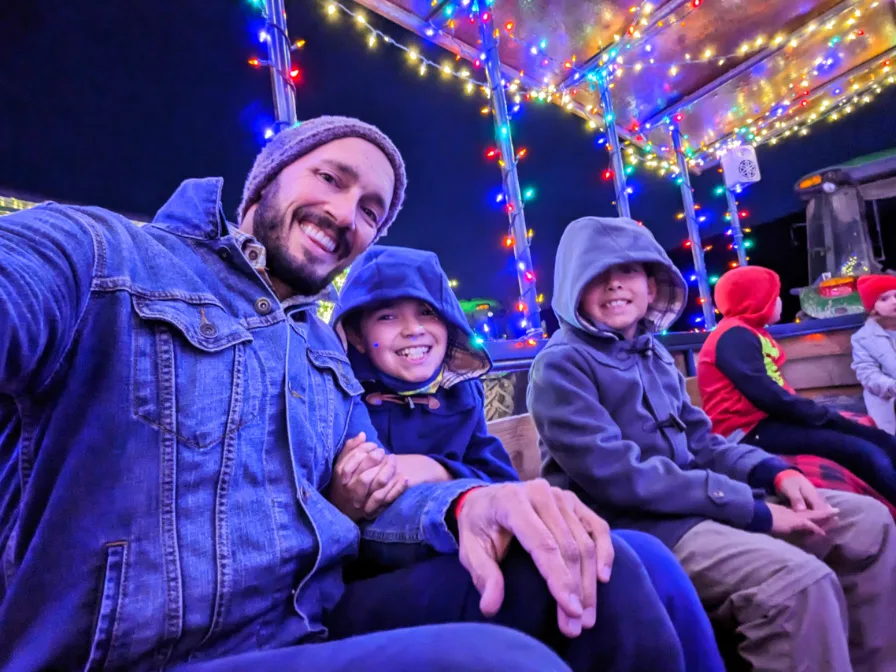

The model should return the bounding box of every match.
[237,115,407,239]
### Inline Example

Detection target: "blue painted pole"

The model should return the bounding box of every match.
[671,127,716,328]
[725,188,748,267]
[263,0,297,131]
[479,14,541,334]
[597,69,631,219]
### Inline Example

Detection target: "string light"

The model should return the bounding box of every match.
[677,196,755,328]
[300,0,890,332]
[310,0,892,184]
[320,0,489,94]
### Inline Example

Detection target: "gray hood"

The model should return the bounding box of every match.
[552,216,687,333]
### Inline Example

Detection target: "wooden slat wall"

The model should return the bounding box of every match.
[681,326,862,407]
[777,330,857,390]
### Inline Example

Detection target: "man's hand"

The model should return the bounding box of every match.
[330,433,408,521]
[360,463,409,519]
[456,480,613,639]
[347,454,449,520]
[768,502,838,537]
[775,472,835,514]
[334,433,383,486]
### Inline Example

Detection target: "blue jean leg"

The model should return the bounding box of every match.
[327,535,684,672]
[614,530,725,672]
[179,623,570,672]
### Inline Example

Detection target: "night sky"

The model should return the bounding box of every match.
[3,0,896,312]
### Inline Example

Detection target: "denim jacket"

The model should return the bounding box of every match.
[0,178,481,671]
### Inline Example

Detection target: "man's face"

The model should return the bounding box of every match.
[243,137,395,297]
[579,262,656,339]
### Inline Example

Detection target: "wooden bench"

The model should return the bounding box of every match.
[486,413,541,481]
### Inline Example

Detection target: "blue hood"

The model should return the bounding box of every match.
[553,216,687,334]
[332,245,491,387]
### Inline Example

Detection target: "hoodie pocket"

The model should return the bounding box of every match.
[84,542,128,672]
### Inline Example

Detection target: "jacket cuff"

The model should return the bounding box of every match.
[360,479,486,552]
[744,500,773,533]
[747,457,794,493]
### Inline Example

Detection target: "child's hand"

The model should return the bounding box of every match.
[773,471,832,513]
[353,455,452,519]
[334,433,383,486]
[330,433,393,521]
[393,454,452,488]
[362,466,409,518]
[768,502,838,537]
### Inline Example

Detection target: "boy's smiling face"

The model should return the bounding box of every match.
[350,298,449,383]
[579,262,657,339]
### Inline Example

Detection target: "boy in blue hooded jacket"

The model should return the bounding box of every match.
[527,216,896,672]
[330,245,725,672]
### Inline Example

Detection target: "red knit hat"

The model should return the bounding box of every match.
[857,274,896,312]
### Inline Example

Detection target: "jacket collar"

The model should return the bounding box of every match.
[151,177,228,241]
[857,317,893,341]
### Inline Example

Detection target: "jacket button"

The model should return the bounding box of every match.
[217,247,231,261]
[199,323,218,338]
[255,297,272,315]
[711,490,724,498]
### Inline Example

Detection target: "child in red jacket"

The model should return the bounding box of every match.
[697,265,896,505]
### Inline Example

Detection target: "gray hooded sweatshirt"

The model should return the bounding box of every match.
[527,217,788,547]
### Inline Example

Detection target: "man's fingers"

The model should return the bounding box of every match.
[555,489,596,632]
[337,441,374,476]
[340,445,383,484]
[459,540,506,617]
[353,458,395,507]
[363,475,408,517]
[368,455,398,493]
[359,454,395,489]
[574,500,614,583]
[381,475,410,507]
[507,484,583,621]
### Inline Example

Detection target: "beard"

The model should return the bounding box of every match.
[251,187,351,297]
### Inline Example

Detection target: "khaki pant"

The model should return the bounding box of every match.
[673,490,896,672]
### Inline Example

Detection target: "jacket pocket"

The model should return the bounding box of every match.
[84,542,128,672]
[130,295,258,448]
[306,348,364,461]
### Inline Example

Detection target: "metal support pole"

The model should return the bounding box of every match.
[671,127,715,328]
[479,15,541,334]
[725,188,747,267]
[596,69,631,219]
[264,0,297,131]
